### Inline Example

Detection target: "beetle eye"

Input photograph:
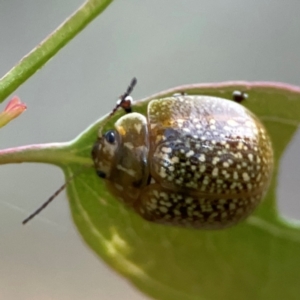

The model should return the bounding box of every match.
[96,170,106,178]
[104,130,116,144]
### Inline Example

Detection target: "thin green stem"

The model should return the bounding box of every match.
[0,0,113,102]
[0,143,92,166]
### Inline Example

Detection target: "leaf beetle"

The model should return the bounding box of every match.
[91,79,274,229]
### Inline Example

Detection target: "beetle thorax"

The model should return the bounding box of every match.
[92,112,150,203]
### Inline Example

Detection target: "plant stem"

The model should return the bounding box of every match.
[0,0,113,102]
[0,143,91,166]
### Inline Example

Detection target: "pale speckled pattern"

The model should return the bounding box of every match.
[93,95,273,229]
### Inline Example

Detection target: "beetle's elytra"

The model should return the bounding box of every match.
[92,82,273,229]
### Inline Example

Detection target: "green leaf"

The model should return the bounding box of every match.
[2,82,300,300]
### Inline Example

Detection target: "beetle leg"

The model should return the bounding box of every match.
[232,90,248,103]
[173,91,187,97]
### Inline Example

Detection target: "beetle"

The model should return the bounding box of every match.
[91,79,274,229]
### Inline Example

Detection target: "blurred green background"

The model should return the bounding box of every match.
[0,1,299,299]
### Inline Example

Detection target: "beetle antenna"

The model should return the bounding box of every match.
[109,77,137,116]
[22,166,92,225]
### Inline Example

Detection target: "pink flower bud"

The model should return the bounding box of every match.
[0,96,27,128]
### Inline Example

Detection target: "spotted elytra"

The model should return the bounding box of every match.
[91,79,273,229]
[23,79,273,229]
